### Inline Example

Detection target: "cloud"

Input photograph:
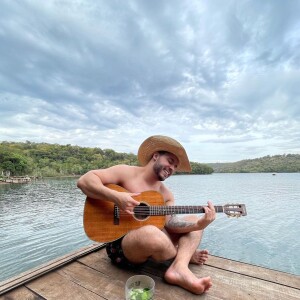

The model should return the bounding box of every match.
[0,0,299,162]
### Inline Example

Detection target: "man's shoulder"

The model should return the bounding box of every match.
[116,164,143,171]
[110,164,140,171]
[110,164,143,178]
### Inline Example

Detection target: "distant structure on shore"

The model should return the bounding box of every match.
[0,176,31,184]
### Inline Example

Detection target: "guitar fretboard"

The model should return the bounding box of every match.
[133,205,224,216]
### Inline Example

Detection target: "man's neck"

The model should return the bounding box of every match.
[140,164,163,190]
[117,165,161,193]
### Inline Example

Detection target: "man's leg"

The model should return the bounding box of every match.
[122,225,177,263]
[122,219,212,295]
[164,215,212,294]
[162,226,209,266]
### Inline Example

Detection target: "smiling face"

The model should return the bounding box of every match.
[152,151,179,181]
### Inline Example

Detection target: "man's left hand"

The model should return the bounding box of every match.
[197,201,216,230]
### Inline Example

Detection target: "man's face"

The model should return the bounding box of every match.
[153,152,179,181]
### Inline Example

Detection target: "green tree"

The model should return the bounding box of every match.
[0,151,30,176]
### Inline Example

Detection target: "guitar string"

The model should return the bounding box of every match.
[117,206,207,216]
[115,206,242,216]
[116,211,242,216]
[115,206,241,211]
[114,206,241,212]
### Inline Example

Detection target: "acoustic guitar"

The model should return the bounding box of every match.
[83,184,247,242]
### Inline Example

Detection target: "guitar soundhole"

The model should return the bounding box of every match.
[133,203,150,221]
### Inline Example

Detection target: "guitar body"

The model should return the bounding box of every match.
[83,184,166,242]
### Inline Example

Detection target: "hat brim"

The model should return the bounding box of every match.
[137,135,191,172]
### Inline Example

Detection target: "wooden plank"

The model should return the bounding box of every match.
[56,262,128,300]
[26,270,104,300]
[0,243,105,296]
[190,264,300,300]
[207,255,300,289]
[1,245,299,300]
[60,253,199,300]
[79,249,300,300]
[0,286,43,300]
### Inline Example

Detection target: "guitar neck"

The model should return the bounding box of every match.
[138,205,224,216]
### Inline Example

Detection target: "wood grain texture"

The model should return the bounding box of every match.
[1,245,299,300]
[83,184,166,242]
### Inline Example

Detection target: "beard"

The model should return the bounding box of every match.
[153,161,168,181]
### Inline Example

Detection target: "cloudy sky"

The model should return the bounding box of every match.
[0,0,299,163]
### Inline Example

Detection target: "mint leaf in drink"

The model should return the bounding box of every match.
[129,288,152,300]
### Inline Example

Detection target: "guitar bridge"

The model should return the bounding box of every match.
[114,205,120,225]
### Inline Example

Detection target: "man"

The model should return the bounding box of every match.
[77,135,216,294]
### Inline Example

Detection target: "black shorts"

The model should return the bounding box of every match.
[106,236,141,269]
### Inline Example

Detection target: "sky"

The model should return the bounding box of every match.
[0,0,299,163]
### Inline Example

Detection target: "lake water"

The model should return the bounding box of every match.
[0,173,299,282]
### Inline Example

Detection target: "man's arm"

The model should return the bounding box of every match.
[165,205,215,234]
[163,187,216,233]
[165,215,200,233]
[77,165,140,214]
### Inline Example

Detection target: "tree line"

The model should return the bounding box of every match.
[0,141,213,177]
[208,154,300,173]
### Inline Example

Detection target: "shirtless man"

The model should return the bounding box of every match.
[77,135,216,294]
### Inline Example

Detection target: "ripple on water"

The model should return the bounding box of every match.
[0,174,299,282]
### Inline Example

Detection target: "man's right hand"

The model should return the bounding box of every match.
[115,192,140,215]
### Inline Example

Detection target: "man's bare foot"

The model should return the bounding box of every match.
[164,262,212,294]
[190,249,209,265]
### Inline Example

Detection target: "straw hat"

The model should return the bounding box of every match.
[137,135,191,172]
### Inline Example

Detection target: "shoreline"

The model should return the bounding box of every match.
[0,175,80,185]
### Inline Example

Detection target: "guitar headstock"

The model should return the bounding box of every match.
[223,204,247,218]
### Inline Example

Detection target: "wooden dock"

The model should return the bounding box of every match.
[0,243,299,299]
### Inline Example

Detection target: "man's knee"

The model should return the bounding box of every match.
[124,225,164,247]
[136,225,170,250]
[122,225,176,262]
[139,225,163,236]
[131,225,175,247]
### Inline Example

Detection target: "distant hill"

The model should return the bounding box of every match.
[208,154,300,173]
[1,141,298,176]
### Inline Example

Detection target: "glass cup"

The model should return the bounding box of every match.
[125,275,155,300]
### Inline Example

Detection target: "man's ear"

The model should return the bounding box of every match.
[152,152,160,161]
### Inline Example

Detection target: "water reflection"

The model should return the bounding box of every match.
[0,178,92,282]
[0,174,299,282]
